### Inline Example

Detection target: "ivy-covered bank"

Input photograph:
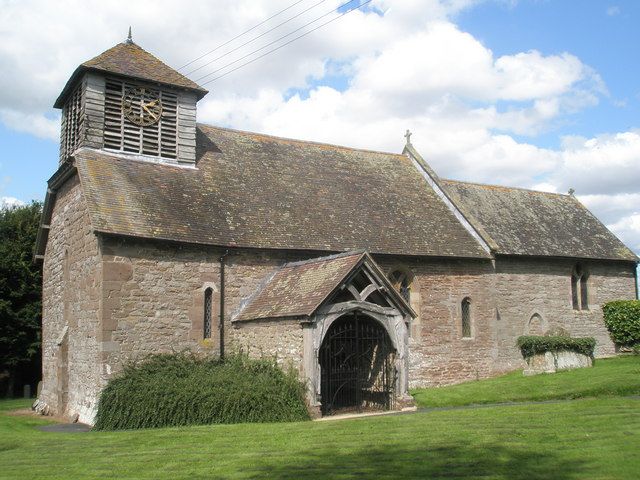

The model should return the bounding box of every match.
[94,354,309,430]
[516,336,596,359]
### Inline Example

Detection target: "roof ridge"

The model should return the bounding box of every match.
[442,178,570,197]
[197,123,406,158]
[282,250,366,268]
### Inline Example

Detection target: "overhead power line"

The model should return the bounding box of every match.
[178,0,308,70]
[185,0,328,76]
[196,0,371,86]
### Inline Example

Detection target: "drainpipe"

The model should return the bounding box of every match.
[219,250,229,360]
[635,263,639,300]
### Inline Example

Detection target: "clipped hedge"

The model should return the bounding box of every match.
[93,353,309,430]
[603,300,640,347]
[517,335,596,359]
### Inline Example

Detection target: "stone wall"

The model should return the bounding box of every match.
[231,318,305,374]
[98,238,311,376]
[375,255,636,388]
[42,216,637,419]
[375,256,497,388]
[40,174,102,422]
[493,257,637,373]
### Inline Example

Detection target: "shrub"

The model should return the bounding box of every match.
[603,300,640,347]
[93,353,309,430]
[516,336,596,359]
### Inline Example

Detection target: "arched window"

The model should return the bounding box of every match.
[571,265,589,311]
[203,287,213,339]
[571,273,579,310]
[388,269,412,303]
[461,297,472,338]
[580,273,589,310]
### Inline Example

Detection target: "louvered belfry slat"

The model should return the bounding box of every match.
[102,77,178,159]
[60,85,83,160]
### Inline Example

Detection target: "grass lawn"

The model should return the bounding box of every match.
[412,355,640,407]
[0,356,638,479]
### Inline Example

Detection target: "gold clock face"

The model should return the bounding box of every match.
[123,87,163,126]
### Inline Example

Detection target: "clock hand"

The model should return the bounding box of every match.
[142,104,159,118]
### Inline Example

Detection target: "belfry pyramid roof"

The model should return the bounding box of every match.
[54,40,207,108]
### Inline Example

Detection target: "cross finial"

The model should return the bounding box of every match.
[568,188,575,196]
[404,129,412,145]
[126,26,133,44]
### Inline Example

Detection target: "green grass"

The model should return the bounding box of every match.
[1,397,638,479]
[1,356,639,479]
[412,355,640,408]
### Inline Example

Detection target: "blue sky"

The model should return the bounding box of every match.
[457,0,640,148]
[0,0,638,260]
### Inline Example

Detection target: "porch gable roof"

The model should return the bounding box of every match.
[234,251,415,322]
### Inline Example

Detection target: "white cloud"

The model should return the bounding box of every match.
[609,214,640,253]
[0,109,60,140]
[0,196,26,209]
[0,0,637,254]
[554,130,640,195]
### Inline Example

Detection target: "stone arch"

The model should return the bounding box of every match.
[307,300,410,415]
[525,312,548,336]
[571,264,589,311]
[460,296,472,338]
[318,311,396,414]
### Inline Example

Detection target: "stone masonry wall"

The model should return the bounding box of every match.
[40,174,102,422]
[375,256,497,388]
[231,318,305,374]
[375,255,636,388]
[44,222,636,417]
[493,257,637,372]
[99,238,312,378]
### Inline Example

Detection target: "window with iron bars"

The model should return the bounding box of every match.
[203,288,213,340]
[461,297,472,338]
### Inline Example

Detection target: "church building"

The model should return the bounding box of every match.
[35,37,638,423]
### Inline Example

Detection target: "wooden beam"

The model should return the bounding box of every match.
[359,283,379,302]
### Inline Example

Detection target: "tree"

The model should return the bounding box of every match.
[0,201,42,397]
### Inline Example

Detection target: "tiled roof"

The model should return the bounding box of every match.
[73,125,490,258]
[54,42,207,108]
[442,180,638,261]
[235,252,365,321]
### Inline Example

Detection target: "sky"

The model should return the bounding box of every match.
[0,0,639,258]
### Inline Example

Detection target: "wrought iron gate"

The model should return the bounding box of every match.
[319,313,396,415]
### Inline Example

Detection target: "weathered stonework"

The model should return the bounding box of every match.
[40,175,102,423]
[523,351,593,376]
[232,318,305,372]
[493,257,636,373]
[39,220,637,423]
[376,255,636,388]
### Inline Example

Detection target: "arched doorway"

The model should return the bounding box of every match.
[319,312,396,415]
